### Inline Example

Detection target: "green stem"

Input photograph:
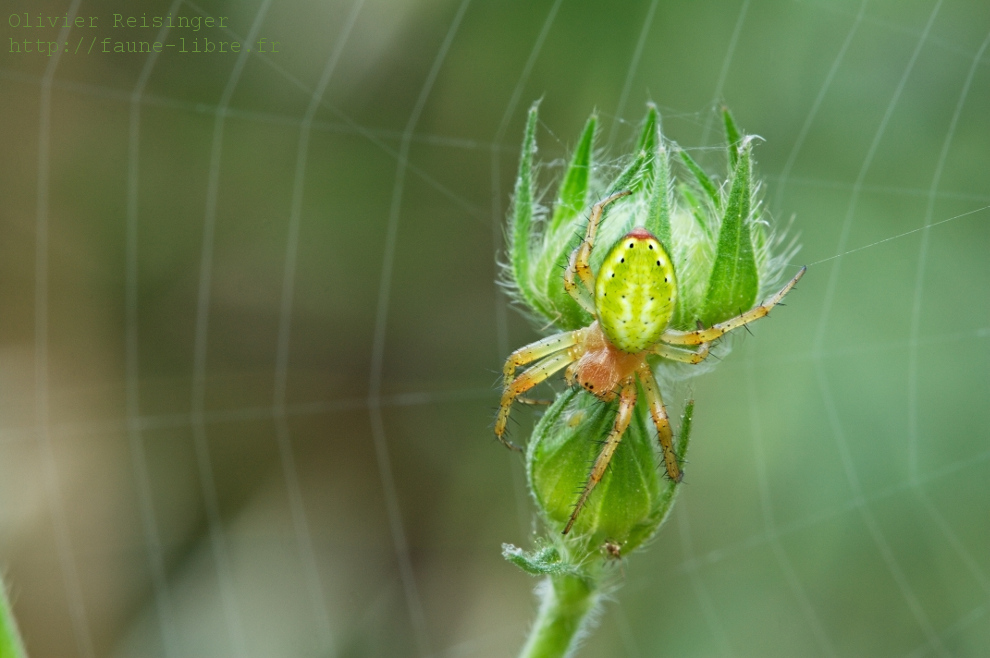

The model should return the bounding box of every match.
[518,573,600,658]
[1,575,28,658]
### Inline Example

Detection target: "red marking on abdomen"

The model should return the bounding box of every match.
[625,227,655,240]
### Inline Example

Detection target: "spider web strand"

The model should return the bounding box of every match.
[904,25,990,618]
[809,3,950,653]
[698,0,750,147]
[607,0,661,147]
[676,506,737,657]
[33,1,95,656]
[125,1,184,654]
[189,2,275,654]
[771,0,868,214]
[271,0,368,652]
[747,355,837,657]
[367,1,474,653]
[489,0,567,540]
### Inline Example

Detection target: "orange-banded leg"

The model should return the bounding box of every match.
[562,190,632,303]
[495,350,578,451]
[563,377,638,535]
[652,341,711,364]
[661,267,806,346]
[637,363,682,482]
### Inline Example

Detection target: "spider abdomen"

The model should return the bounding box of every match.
[594,228,676,353]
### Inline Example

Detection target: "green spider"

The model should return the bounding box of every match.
[495,190,805,534]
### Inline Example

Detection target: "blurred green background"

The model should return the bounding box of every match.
[1,0,988,656]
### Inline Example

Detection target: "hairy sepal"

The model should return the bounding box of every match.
[702,136,759,325]
[531,112,598,330]
[508,101,544,317]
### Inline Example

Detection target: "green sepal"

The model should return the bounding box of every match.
[680,150,721,210]
[722,106,742,170]
[638,104,658,156]
[511,102,593,329]
[502,543,582,577]
[703,138,759,324]
[606,107,657,197]
[527,388,684,554]
[509,101,542,315]
[548,114,596,234]
[679,183,714,241]
[530,113,598,331]
[635,104,659,191]
[680,399,694,453]
[607,149,649,198]
[644,129,673,248]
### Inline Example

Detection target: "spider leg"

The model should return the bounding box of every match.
[637,364,682,482]
[516,396,552,405]
[564,362,578,387]
[563,249,597,315]
[496,350,578,450]
[660,267,806,346]
[502,330,581,389]
[651,342,711,364]
[563,377,637,534]
[563,190,632,301]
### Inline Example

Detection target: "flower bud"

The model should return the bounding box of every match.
[504,102,795,565]
[526,389,688,553]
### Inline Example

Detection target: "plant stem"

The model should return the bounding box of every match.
[1,575,28,658]
[518,572,600,658]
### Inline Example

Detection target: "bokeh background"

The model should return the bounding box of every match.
[1,0,989,656]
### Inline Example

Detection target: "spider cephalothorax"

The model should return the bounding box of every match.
[496,190,804,534]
